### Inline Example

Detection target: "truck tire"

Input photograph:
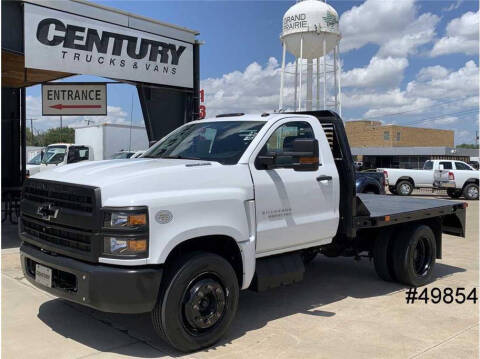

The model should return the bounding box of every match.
[389,186,397,195]
[447,189,462,199]
[396,180,413,196]
[391,224,436,287]
[152,252,239,352]
[463,183,479,200]
[372,230,396,281]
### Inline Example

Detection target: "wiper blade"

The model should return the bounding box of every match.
[163,155,201,160]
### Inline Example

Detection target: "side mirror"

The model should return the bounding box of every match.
[289,138,319,171]
[439,164,444,171]
[256,138,320,171]
[149,140,157,148]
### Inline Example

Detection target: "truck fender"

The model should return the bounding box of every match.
[156,226,256,290]
[397,176,415,186]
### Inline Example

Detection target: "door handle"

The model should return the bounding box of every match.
[316,175,332,182]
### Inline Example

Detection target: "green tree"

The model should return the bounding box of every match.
[456,143,479,149]
[41,127,75,145]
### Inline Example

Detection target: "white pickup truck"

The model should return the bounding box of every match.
[433,161,479,200]
[20,111,466,352]
[26,143,93,176]
[380,160,478,198]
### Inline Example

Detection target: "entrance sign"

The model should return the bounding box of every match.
[42,83,107,116]
[24,4,193,88]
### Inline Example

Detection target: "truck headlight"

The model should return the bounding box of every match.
[102,207,149,258]
[103,237,148,256]
[104,209,147,228]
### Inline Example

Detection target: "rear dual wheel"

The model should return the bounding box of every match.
[152,252,239,352]
[396,180,413,196]
[373,224,436,287]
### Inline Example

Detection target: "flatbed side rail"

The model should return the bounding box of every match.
[354,202,466,238]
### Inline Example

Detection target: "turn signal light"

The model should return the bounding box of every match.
[128,213,147,226]
[448,171,455,181]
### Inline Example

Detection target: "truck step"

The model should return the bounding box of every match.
[251,252,305,292]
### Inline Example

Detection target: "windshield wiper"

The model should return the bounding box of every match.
[163,155,201,160]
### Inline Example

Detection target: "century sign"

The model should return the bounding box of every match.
[24,4,193,88]
[42,83,107,116]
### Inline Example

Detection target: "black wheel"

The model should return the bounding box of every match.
[463,183,479,200]
[389,186,397,195]
[391,225,436,287]
[447,189,462,199]
[151,252,239,352]
[396,180,413,196]
[372,230,396,281]
[301,249,318,265]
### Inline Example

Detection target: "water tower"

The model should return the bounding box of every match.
[279,0,341,114]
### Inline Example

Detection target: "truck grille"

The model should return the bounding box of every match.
[23,181,94,213]
[20,179,102,262]
[22,217,91,252]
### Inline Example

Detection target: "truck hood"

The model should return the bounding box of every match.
[31,159,254,206]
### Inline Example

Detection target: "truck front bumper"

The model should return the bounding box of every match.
[20,243,163,314]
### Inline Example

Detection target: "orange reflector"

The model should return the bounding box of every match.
[299,157,319,164]
[128,214,147,226]
[463,202,468,209]
[384,215,391,222]
[128,239,147,252]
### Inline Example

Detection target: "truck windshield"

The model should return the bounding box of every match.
[27,153,42,165]
[143,121,265,165]
[42,146,67,165]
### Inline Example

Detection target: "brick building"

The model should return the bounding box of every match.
[345,121,454,148]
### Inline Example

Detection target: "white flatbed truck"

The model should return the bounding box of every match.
[20,111,466,352]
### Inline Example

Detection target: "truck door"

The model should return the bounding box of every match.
[249,118,340,255]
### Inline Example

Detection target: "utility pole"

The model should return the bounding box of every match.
[60,115,63,129]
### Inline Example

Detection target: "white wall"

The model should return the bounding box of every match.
[75,126,104,161]
[75,124,148,160]
[103,125,148,159]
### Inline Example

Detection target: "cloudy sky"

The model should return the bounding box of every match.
[26,0,479,144]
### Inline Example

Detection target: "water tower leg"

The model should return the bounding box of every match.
[337,43,342,117]
[299,35,303,111]
[333,46,338,112]
[279,42,286,111]
[294,58,298,111]
[323,37,327,110]
[307,59,313,111]
[316,58,320,110]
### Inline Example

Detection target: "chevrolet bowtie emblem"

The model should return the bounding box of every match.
[37,203,59,221]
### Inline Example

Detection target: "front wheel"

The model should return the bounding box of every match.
[391,225,436,287]
[396,180,413,196]
[463,183,479,200]
[152,252,239,352]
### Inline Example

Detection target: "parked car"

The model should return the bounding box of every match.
[131,150,146,158]
[110,151,136,159]
[355,171,385,194]
[28,143,93,176]
[20,111,466,352]
[433,161,479,200]
[379,160,477,196]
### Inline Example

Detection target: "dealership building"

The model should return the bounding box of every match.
[345,120,479,169]
[2,0,200,193]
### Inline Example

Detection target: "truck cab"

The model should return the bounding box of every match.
[20,111,466,352]
[27,143,93,176]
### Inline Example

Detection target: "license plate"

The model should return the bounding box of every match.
[35,264,52,288]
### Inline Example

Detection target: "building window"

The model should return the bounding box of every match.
[396,132,401,141]
[384,131,390,140]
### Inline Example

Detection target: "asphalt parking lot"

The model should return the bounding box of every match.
[2,192,478,359]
